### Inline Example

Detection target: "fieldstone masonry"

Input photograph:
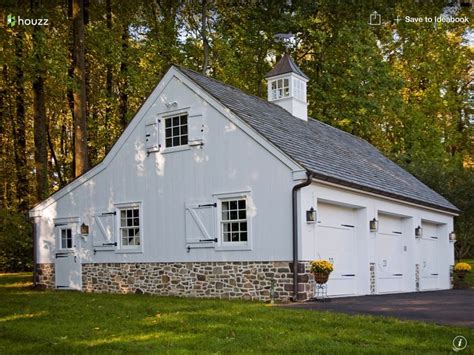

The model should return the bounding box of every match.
[369,262,376,294]
[81,261,311,302]
[36,263,55,288]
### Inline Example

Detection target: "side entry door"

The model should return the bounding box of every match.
[54,223,81,290]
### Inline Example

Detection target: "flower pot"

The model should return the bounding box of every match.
[456,270,467,280]
[314,272,329,284]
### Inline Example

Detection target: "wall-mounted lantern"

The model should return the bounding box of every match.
[306,207,317,223]
[449,232,456,241]
[415,226,423,237]
[369,218,378,232]
[80,223,89,235]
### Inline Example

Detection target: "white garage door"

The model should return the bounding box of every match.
[315,203,357,296]
[419,222,439,290]
[376,214,404,293]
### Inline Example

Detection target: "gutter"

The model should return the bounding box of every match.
[292,171,312,301]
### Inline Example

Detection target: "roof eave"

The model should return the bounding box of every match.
[310,171,460,215]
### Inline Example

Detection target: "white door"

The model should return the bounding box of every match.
[419,222,439,290]
[55,224,81,290]
[376,214,404,293]
[315,203,357,296]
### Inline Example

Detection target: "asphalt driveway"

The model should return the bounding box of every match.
[283,289,474,328]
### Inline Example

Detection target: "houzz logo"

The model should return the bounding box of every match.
[6,14,49,27]
[7,14,16,27]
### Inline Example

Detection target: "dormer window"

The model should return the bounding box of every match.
[271,78,290,100]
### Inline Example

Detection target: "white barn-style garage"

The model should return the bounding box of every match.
[30,55,458,301]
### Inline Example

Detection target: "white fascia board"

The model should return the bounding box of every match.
[29,68,179,216]
[173,69,304,172]
[311,178,459,217]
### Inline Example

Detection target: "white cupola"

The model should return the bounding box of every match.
[265,54,309,121]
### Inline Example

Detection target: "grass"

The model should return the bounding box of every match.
[459,259,474,287]
[1,273,473,354]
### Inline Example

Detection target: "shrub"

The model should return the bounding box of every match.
[0,209,33,272]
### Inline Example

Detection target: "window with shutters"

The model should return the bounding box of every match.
[165,114,188,148]
[221,199,248,245]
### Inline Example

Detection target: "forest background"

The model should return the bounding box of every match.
[0,0,472,271]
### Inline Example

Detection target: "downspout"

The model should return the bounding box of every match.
[28,216,37,287]
[292,171,312,301]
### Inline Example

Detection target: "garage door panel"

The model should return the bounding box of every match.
[376,215,404,293]
[420,222,440,290]
[315,203,358,297]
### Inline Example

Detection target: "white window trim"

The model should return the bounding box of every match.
[214,191,253,251]
[270,78,290,100]
[115,201,144,253]
[58,226,74,251]
[162,112,189,150]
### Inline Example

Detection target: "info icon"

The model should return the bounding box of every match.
[369,11,382,26]
[452,336,467,352]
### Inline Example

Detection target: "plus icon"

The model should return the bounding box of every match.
[394,16,403,24]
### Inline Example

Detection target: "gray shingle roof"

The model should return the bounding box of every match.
[264,54,309,80]
[177,66,459,213]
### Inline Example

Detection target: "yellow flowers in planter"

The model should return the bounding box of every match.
[310,259,334,274]
[454,262,472,272]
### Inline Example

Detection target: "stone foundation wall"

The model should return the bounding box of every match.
[36,263,55,288]
[82,261,310,302]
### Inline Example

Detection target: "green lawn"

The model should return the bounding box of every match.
[1,273,473,354]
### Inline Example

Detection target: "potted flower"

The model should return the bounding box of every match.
[310,259,334,284]
[454,262,472,281]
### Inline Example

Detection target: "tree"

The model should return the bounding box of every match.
[71,0,89,177]
[32,0,49,201]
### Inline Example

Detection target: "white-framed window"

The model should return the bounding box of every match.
[119,206,141,248]
[60,228,73,249]
[221,199,248,245]
[165,114,188,148]
[271,78,290,100]
[293,78,305,100]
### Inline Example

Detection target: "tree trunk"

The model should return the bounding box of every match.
[72,0,89,177]
[32,3,49,202]
[201,0,209,74]
[119,24,129,130]
[14,29,29,212]
[105,0,113,153]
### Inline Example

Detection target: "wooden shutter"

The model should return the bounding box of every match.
[145,118,160,153]
[185,203,216,244]
[92,212,116,247]
[188,114,205,146]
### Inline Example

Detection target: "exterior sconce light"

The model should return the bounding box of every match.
[306,207,317,223]
[80,223,89,235]
[449,232,456,241]
[415,226,423,237]
[369,218,378,232]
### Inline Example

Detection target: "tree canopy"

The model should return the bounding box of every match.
[0,0,473,270]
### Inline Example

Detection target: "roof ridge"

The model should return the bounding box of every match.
[174,64,301,118]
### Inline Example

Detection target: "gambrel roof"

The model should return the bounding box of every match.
[177,66,459,213]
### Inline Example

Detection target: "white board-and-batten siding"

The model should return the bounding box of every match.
[32,68,302,265]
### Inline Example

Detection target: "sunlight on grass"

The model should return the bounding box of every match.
[0,311,47,323]
[72,332,176,347]
[0,273,473,354]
